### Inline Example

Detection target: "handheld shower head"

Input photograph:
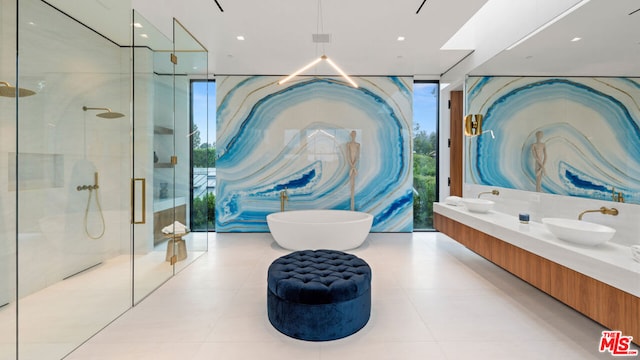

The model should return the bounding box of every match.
[0,81,36,98]
[82,106,125,119]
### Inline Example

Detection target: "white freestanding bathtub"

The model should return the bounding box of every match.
[266,210,373,251]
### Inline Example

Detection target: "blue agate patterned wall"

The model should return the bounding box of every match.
[216,76,413,232]
[466,76,640,204]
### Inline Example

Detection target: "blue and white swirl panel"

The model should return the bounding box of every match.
[216,76,413,232]
[466,76,640,204]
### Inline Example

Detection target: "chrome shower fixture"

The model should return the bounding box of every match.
[0,81,36,97]
[82,106,125,119]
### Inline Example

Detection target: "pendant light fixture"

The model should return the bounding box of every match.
[278,0,358,88]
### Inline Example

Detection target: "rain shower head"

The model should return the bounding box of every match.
[82,106,125,119]
[0,81,36,98]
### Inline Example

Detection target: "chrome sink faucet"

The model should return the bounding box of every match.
[280,188,289,212]
[477,189,500,198]
[578,206,618,220]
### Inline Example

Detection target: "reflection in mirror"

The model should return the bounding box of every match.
[470,0,639,77]
[466,76,639,204]
[465,0,640,205]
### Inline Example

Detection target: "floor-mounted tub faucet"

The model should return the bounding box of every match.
[611,187,625,203]
[477,189,499,198]
[280,188,289,212]
[578,206,618,220]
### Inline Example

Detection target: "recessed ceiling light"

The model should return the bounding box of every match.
[506,0,590,50]
[140,33,148,38]
[571,37,582,42]
[236,35,245,41]
[133,22,143,28]
[397,36,406,41]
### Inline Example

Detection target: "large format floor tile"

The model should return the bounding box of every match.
[66,232,636,360]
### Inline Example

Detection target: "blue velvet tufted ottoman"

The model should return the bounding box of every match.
[267,249,372,341]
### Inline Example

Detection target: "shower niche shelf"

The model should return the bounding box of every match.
[154,125,175,168]
[154,163,174,168]
[154,125,174,135]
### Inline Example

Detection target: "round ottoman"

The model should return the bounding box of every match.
[267,249,372,341]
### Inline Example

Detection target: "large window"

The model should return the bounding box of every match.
[413,81,439,230]
[190,80,216,231]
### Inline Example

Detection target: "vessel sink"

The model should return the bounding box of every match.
[462,198,495,213]
[541,218,615,246]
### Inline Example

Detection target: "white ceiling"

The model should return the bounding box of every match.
[48,0,487,76]
[202,0,488,76]
[47,0,639,78]
[471,0,640,76]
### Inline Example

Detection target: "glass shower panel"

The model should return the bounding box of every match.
[173,19,209,274]
[17,0,132,359]
[0,0,17,358]
[132,10,175,304]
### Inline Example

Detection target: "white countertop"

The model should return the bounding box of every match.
[434,202,640,297]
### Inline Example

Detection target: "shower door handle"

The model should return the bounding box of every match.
[131,178,146,224]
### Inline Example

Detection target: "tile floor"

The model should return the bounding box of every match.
[67,232,636,359]
[0,235,206,360]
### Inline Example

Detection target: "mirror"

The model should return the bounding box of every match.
[469,0,639,77]
[465,0,640,205]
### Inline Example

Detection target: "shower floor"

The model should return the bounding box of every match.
[0,232,208,360]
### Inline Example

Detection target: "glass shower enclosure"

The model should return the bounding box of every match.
[0,1,209,359]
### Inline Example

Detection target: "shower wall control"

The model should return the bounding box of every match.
[77,172,100,191]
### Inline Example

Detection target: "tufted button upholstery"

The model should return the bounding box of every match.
[268,249,371,304]
[267,249,372,341]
